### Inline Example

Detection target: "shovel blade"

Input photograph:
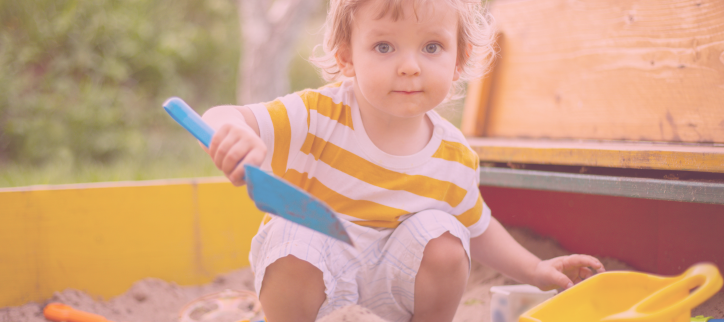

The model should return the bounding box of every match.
[162,97,354,247]
[244,164,354,247]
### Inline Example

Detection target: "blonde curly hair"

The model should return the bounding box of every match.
[310,0,496,95]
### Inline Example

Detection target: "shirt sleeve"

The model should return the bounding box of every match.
[452,148,492,238]
[247,93,310,176]
[464,188,492,237]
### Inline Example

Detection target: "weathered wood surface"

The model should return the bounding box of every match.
[462,77,488,137]
[468,137,724,172]
[479,167,724,204]
[462,34,501,137]
[471,0,724,143]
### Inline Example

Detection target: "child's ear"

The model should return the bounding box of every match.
[453,65,462,81]
[335,44,356,77]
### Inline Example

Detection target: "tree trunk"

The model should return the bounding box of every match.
[237,0,320,105]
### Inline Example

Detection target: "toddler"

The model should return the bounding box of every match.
[201,0,605,321]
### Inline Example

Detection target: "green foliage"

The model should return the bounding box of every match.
[0,133,221,187]
[0,0,240,166]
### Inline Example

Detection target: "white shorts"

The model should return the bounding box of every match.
[249,209,472,322]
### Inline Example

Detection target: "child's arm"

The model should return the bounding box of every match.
[469,217,605,290]
[201,105,266,186]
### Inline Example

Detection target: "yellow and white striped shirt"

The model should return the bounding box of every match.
[248,81,491,237]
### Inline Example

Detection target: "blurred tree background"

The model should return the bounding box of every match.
[0,0,327,187]
[0,0,463,188]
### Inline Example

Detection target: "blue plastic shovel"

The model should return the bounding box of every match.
[163,97,354,246]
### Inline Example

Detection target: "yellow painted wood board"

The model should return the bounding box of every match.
[462,33,503,137]
[0,178,264,308]
[462,78,487,137]
[480,0,724,143]
[468,137,724,173]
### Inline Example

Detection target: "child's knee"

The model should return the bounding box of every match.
[261,255,326,300]
[422,232,469,273]
[260,255,326,321]
[264,255,324,283]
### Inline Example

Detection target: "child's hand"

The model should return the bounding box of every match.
[533,254,605,291]
[207,123,267,186]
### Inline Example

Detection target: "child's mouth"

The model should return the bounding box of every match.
[393,91,422,95]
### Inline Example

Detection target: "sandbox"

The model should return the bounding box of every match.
[2,227,721,322]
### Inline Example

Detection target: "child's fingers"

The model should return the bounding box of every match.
[221,139,252,177]
[210,127,238,170]
[594,258,606,273]
[209,124,231,156]
[205,123,266,186]
[241,148,266,170]
[550,269,574,290]
[563,254,605,272]
[227,168,246,187]
[228,148,266,186]
[579,266,594,280]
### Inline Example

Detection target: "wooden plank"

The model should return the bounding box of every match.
[468,137,724,173]
[462,78,487,136]
[0,178,264,307]
[461,34,502,137]
[479,167,724,204]
[482,0,724,143]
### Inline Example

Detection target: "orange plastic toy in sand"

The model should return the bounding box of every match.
[44,303,115,322]
[520,263,723,322]
[43,290,263,322]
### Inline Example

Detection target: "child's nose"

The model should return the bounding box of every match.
[397,53,421,76]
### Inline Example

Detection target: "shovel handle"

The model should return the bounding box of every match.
[163,97,215,148]
[636,263,722,316]
[603,263,723,322]
[163,97,255,182]
[44,303,114,322]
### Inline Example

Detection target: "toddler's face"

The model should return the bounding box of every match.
[339,0,460,119]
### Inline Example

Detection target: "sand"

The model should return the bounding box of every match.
[317,305,388,322]
[2,227,722,322]
[0,269,259,322]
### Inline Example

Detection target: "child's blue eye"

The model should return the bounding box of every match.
[424,43,440,54]
[375,43,392,53]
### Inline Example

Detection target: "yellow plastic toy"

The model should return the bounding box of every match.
[520,263,723,322]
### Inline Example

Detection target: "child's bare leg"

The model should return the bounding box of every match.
[259,255,326,322]
[411,232,469,322]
